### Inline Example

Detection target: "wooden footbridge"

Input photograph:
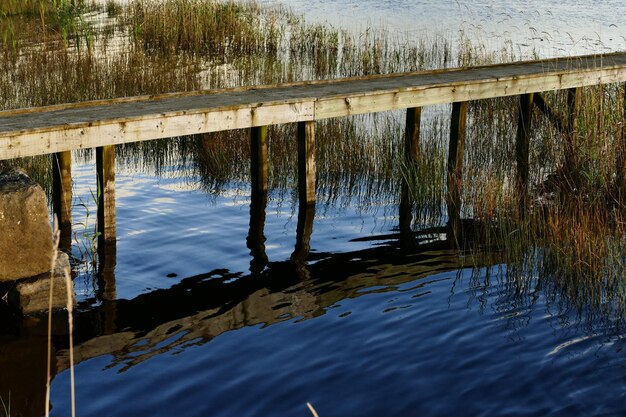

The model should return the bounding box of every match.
[1,52,626,251]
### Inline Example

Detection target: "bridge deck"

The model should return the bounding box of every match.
[1,52,626,160]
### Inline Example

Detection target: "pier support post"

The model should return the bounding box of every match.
[96,145,116,248]
[447,101,467,243]
[52,151,72,250]
[298,121,316,206]
[564,88,581,180]
[617,83,626,199]
[248,126,269,274]
[400,107,421,247]
[516,93,534,208]
[405,107,422,162]
[96,145,117,333]
[251,126,268,195]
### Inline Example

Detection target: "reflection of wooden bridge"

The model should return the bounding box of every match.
[1,53,625,252]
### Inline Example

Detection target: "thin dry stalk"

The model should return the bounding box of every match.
[306,402,320,417]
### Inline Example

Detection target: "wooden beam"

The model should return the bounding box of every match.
[250,126,268,195]
[96,145,116,248]
[52,151,72,250]
[516,93,534,206]
[533,93,567,134]
[405,107,421,163]
[447,101,467,243]
[297,121,316,206]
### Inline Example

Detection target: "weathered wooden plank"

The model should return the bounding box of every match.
[52,151,72,250]
[298,121,316,206]
[447,102,467,243]
[516,93,534,206]
[0,102,315,160]
[314,65,626,119]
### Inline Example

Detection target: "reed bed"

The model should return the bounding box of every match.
[0,0,624,317]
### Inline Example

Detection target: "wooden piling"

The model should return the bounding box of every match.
[515,93,534,206]
[52,151,72,250]
[405,107,422,162]
[298,121,316,205]
[447,101,467,242]
[564,88,581,180]
[250,126,268,195]
[618,83,626,198]
[96,145,116,248]
[96,145,117,333]
[400,107,421,248]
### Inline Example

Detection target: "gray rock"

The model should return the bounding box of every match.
[7,251,75,315]
[0,169,54,281]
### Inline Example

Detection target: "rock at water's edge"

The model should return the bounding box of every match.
[7,251,75,315]
[0,169,54,281]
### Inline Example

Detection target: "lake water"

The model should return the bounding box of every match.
[2,1,626,417]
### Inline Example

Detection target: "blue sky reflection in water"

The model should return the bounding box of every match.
[14,0,626,416]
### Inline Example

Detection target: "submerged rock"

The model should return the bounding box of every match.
[0,169,54,281]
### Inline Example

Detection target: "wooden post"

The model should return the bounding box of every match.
[298,121,316,205]
[250,126,268,195]
[248,126,269,274]
[516,93,534,207]
[564,88,581,181]
[52,151,72,250]
[405,107,421,162]
[96,145,117,251]
[96,145,117,332]
[566,88,581,132]
[400,107,420,249]
[618,83,626,198]
[447,101,467,243]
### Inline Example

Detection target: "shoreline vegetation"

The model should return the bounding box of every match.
[0,0,624,351]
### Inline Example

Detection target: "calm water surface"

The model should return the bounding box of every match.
[2,1,626,416]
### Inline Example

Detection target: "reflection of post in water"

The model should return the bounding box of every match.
[291,203,315,266]
[96,145,117,334]
[247,126,269,274]
[52,151,72,250]
[0,337,55,417]
[399,181,414,249]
